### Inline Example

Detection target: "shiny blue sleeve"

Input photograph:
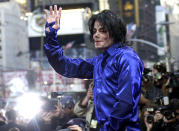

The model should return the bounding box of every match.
[106,53,143,130]
[44,24,94,79]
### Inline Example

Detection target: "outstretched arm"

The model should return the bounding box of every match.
[44,5,94,79]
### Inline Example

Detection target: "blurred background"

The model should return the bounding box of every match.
[0,0,178,99]
[0,0,177,96]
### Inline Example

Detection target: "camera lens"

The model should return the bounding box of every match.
[146,115,154,124]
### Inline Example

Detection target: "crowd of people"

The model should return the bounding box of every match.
[0,94,89,131]
[139,63,179,131]
[0,62,178,131]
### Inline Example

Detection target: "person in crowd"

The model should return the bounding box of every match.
[167,98,179,131]
[140,98,179,131]
[27,95,87,131]
[0,109,25,131]
[139,106,153,131]
[73,82,98,131]
[26,98,60,131]
[140,106,165,131]
[145,63,168,103]
[60,117,88,131]
[67,125,82,131]
[153,63,170,96]
[141,68,153,95]
[0,112,6,126]
[53,96,77,130]
[44,5,143,131]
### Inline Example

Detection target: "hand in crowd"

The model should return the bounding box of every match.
[164,77,171,87]
[40,103,61,124]
[154,111,163,122]
[68,125,82,131]
[144,116,153,131]
[41,112,54,124]
[163,116,176,124]
[87,86,93,99]
[44,5,62,31]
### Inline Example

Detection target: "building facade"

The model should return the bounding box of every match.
[111,0,160,67]
[0,1,29,70]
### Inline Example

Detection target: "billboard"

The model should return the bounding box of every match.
[28,9,89,37]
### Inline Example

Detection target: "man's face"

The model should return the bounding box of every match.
[93,21,113,49]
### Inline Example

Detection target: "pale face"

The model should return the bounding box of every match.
[93,21,113,49]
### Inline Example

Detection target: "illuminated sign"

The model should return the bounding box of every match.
[119,0,139,26]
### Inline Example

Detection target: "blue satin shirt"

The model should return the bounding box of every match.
[44,24,144,131]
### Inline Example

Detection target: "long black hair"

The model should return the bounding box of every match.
[88,10,126,45]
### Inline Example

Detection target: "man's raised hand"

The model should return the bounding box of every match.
[44,5,62,31]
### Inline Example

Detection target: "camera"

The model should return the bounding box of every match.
[154,96,169,106]
[142,68,152,83]
[165,72,179,88]
[145,107,154,124]
[156,105,175,120]
[146,114,154,124]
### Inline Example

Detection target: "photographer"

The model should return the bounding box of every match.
[141,68,153,95]
[140,68,153,106]
[140,105,176,131]
[166,72,179,100]
[141,107,165,131]
[51,96,77,130]
[168,98,179,131]
[151,108,165,131]
[139,106,154,131]
[145,63,170,104]
[74,82,99,131]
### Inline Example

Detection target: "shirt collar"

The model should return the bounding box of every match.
[106,43,120,56]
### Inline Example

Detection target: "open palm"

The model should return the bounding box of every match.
[45,5,62,30]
